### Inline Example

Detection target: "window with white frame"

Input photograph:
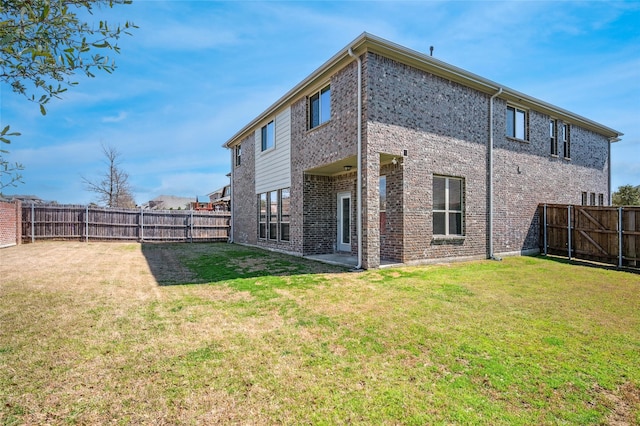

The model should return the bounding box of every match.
[261,120,275,152]
[258,189,290,242]
[258,193,267,239]
[550,119,558,156]
[309,85,331,129]
[268,190,278,240]
[235,144,242,166]
[506,106,528,141]
[590,192,596,206]
[562,123,571,158]
[433,176,464,236]
[379,176,387,212]
[581,192,588,206]
[280,188,290,241]
[598,193,604,206]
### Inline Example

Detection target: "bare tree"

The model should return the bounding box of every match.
[82,144,135,208]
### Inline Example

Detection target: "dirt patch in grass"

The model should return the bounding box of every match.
[601,383,640,426]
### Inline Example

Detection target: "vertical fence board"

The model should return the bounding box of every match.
[22,204,230,243]
[540,204,639,269]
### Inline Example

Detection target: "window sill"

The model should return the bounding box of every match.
[432,235,465,244]
[260,146,276,154]
[550,154,558,158]
[563,157,571,161]
[507,136,529,144]
[307,120,331,133]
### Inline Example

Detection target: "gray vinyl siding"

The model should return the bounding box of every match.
[255,107,292,194]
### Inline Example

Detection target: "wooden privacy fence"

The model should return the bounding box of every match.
[540,204,639,269]
[22,204,230,243]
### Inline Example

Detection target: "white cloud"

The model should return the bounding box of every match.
[102,111,128,123]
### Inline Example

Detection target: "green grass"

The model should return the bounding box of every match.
[1,242,639,424]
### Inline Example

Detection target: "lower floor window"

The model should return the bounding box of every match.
[433,175,464,236]
[258,188,290,242]
[280,188,290,241]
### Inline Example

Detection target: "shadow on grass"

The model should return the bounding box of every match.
[141,242,350,286]
[538,254,640,275]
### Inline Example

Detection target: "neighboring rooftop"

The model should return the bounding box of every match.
[142,195,194,210]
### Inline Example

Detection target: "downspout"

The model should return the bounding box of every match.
[348,47,363,269]
[229,150,234,243]
[607,136,621,205]
[607,137,613,206]
[608,139,611,206]
[488,87,503,260]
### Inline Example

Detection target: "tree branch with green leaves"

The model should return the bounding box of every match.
[1,0,136,114]
[0,0,136,190]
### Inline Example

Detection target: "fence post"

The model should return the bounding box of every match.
[31,202,35,243]
[543,204,548,256]
[85,205,89,243]
[618,206,623,268]
[567,205,572,260]
[190,210,194,243]
[140,207,144,242]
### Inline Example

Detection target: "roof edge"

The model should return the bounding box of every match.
[223,33,623,148]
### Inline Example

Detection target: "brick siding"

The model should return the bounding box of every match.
[229,49,612,268]
[231,133,257,245]
[0,200,21,247]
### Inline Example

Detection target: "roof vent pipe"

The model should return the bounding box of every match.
[348,47,363,270]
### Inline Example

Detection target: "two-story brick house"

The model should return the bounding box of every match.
[223,33,622,269]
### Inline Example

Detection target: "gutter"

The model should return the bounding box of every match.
[222,33,621,152]
[488,87,503,260]
[607,136,621,205]
[348,47,363,270]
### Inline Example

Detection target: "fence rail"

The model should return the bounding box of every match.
[22,204,230,243]
[539,204,639,269]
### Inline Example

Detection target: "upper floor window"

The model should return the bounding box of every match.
[562,124,571,159]
[433,176,464,236]
[261,120,275,152]
[309,85,331,129]
[506,106,528,141]
[550,119,558,156]
[235,144,242,166]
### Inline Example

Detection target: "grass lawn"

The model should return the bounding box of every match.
[1,242,639,425]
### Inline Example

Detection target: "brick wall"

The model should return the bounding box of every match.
[292,62,360,256]
[0,200,21,247]
[230,49,612,268]
[491,101,610,255]
[365,52,490,266]
[231,133,257,245]
[363,52,611,264]
[380,163,403,262]
[302,174,335,255]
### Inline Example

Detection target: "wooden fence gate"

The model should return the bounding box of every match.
[22,204,230,243]
[540,204,639,269]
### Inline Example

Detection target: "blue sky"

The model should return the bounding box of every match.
[2,0,639,204]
